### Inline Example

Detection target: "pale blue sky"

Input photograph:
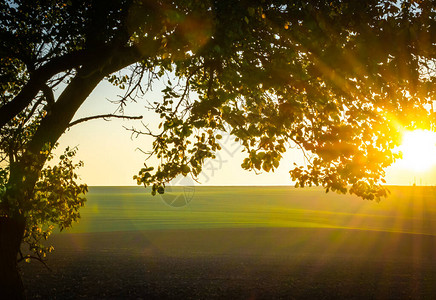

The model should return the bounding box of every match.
[55,79,436,187]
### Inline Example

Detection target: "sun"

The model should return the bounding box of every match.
[397,130,436,172]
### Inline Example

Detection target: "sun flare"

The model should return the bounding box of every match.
[397,130,436,172]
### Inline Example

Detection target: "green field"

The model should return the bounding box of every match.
[66,185,436,235]
[26,185,436,299]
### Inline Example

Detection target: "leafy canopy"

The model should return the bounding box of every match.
[0,0,435,260]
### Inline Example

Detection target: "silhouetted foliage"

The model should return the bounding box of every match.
[0,0,435,297]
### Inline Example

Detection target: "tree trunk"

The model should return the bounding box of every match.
[0,216,26,299]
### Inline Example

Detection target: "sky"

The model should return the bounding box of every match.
[55,78,436,187]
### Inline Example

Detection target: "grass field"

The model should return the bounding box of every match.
[67,185,436,235]
[22,186,436,299]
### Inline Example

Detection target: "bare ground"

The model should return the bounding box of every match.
[21,228,436,299]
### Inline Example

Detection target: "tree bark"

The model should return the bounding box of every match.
[0,216,26,300]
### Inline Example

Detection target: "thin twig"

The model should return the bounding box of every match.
[123,121,160,138]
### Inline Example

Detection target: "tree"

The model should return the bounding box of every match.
[1,0,435,298]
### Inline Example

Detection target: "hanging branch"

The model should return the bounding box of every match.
[68,114,143,127]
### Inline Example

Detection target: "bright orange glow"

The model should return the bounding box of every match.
[397,130,436,171]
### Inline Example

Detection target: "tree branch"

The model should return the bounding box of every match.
[26,42,151,155]
[17,249,52,271]
[0,42,143,130]
[68,114,143,127]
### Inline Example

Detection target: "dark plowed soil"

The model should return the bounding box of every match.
[21,228,436,299]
